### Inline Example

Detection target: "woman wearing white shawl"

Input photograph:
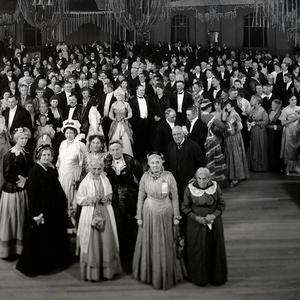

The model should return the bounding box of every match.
[76,157,121,281]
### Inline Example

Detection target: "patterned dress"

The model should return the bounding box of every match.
[224,111,248,181]
[108,101,133,156]
[248,106,269,171]
[132,170,186,290]
[279,105,300,168]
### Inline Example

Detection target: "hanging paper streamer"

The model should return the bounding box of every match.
[254,0,300,45]
[106,0,168,35]
[62,11,114,38]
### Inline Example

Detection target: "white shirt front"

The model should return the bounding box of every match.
[166,120,175,129]
[286,81,292,90]
[207,78,213,91]
[66,91,71,105]
[8,106,17,129]
[213,88,220,99]
[137,97,148,119]
[104,92,113,117]
[189,116,198,133]
[177,92,184,113]
[68,106,76,120]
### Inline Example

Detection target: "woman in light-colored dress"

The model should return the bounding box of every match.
[87,97,104,142]
[248,95,269,172]
[279,95,300,175]
[223,101,248,187]
[0,127,31,258]
[108,87,133,157]
[76,157,121,281]
[56,120,86,233]
[133,153,186,290]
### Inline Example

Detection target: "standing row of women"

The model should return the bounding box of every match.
[0,121,227,289]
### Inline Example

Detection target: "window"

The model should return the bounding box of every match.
[243,13,267,48]
[24,22,41,47]
[171,14,189,44]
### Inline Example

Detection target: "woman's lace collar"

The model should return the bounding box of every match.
[188,180,217,197]
[11,146,26,156]
[147,168,164,180]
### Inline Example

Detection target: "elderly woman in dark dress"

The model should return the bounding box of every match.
[182,167,227,286]
[16,145,70,276]
[104,140,143,273]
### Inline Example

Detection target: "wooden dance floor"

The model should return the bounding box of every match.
[0,173,299,300]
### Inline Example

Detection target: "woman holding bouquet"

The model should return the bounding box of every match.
[76,157,121,281]
[182,167,227,286]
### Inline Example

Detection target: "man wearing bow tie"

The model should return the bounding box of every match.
[63,94,88,135]
[170,80,193,125]
[129,85,152,161]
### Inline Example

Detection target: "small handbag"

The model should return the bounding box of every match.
[91,201,106,231]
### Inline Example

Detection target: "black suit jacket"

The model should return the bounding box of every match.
[98,93,117,117]
[165,81,177,94]
[30,74,43,98]
[261,93,278,112]
[63,104,89,134]
[130,95,152,123]
[153,121,178,157]
[218,71,231,89]
[208,88,222,101]
[186,118,208,156]
[98,93,117,140]
[57,91,69,113]
[3,105,33,135]
[166,138,206,194]
[170,91,193,125]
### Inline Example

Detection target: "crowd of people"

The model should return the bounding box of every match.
[0,36,300,289]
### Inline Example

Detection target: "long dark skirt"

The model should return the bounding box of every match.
[268,128,283,171]
[16,220,71,276]
[185,216,227,286]
[112,185,138,273]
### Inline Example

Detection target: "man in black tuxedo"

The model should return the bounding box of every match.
[138,72,154,100]
[208,78,222,102]
[3,96,32,136]
[129,85,152,161]
[153,108,178,157]
[275,63,289,93]
[218,65,231,89]
[30,67,43,99]
[98,83,116,143]
[58,81,73,114]
[165,126,206,203]
[0,68,18,91]
[240,59,252,78]
[63,94,89,135]
[185,106,208,156]
[165,72,177,95]
[190,65,202,85]
[170,80,193,125]
[282,73,294,105]
[192,81,210,103]
[261,84,278,111]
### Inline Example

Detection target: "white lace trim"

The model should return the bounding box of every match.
[188,180,217,197]
[10,146,25,157]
